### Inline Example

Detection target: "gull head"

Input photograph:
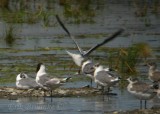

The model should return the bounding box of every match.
[36,63,46,73]
[147,62,157,70]
[66,50,84,67]
[127,77,138,83]
[16,73,28,81]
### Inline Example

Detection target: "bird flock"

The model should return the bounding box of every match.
[15,15,160,109]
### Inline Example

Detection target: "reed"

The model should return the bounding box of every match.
[108,45,142,74]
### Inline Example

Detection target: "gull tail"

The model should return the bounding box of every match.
[66,50,75,57]
[61,77,72,83]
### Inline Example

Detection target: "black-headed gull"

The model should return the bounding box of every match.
[16,73,39,89]
[36,63,71,101]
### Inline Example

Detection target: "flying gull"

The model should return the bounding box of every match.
[56,15,123,86]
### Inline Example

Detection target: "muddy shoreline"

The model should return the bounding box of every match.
[0,87,101,98]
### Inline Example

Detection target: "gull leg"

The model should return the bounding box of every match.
[51,90,53,102]
[90,79,92,87]
[96,84,98,89]
[140,100,142,109]
[43,90,46,102]
[105,87,117,96]
[102,86,105,95]
[107,87,110,93]
[145,100,147,109]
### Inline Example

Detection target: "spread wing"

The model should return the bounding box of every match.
[56,15,84,55]
[56,15,124,57]
[83,29,124,57]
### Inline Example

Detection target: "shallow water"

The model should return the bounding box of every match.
[0,0,160,113]
[0,87,160,114]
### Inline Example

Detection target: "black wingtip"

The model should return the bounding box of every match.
[83,28,124,57]
[111,28,124,38]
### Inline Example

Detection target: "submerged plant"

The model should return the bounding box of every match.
[4,25,16,46]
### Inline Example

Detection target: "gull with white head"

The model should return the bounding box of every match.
[93,64,120,95]
[127,77,158,109]
[147,62,160,83]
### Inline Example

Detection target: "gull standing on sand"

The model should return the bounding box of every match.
[147,62,160,83]
[127,77,158,109]
[36,63,71,100]
[16,73,39,89]
[56,15,123,86]
[93,64,120,94]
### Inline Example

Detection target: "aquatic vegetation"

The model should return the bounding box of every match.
[134,43,152,61]
[4,25,16,47]
[118,47,140,73]
[1,4,54,25]
[108,43,152,74]
[1,9,25,23]
[144,18,151,27]
[61,0,95,24]
[152,0,160,15]
[0,0,9,9]
[133,0,148,17]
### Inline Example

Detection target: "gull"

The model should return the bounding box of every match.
[147,62,160,83]
[93,64,120,94]
[127,77,158,109]
[56,15,123,86]
[156,89,160,99]
[36,63,71,101]
[16,73,39,89]
[56,15,124,58]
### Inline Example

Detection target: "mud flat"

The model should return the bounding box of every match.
[0,87,101,99]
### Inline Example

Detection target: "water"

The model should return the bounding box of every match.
[0,87,160,114]
[0,0,160,113]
